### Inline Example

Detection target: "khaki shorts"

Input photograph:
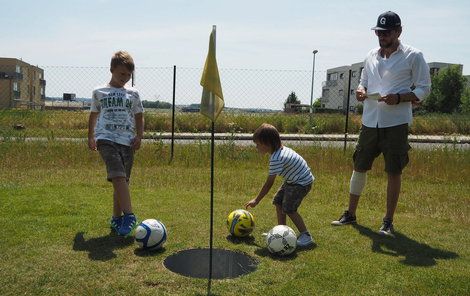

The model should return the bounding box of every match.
[273,182,312,214]
[353,124,411,174]
[97,140,134,182]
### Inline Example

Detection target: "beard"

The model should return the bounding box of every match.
[379,39,394,49]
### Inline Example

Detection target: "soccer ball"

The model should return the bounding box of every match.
[135,219,167,250]
[226,209,255,237]
[266,225,297,256]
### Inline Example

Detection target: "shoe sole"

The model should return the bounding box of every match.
[331,221,357,226]
[297,241,315,248]
[378,230,395,237]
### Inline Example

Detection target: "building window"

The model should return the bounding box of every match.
[352,71,357,77]
[16,65,21,73]
[339,89,344,96]
[328,73,338,81]
[323,89,329,97]
[340,73,344,79]
[13,82,18,91]
[350,89,355,95]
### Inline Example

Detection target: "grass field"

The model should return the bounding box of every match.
[1,109,469,138]
[0,140,469,295]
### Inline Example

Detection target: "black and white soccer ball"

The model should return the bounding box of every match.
[266,225,297,256]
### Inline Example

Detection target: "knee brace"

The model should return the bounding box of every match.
[350,171,367,196]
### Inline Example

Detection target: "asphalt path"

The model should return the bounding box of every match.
[3,133,469,150]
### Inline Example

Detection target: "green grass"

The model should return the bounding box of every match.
[0,141,469,295]
[1,109,469,138]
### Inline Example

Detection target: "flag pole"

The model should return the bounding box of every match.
[207,25,216,296]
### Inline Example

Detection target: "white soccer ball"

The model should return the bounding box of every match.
[266,225,297,256]
[135,219,167,250]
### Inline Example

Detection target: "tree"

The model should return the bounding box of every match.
[461,87,470,114]
[142,100,172,109]
[424,65,465,113]
[284,91,301,112]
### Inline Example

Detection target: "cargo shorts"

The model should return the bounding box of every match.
[353,124,411,174]
[273,182,312,214]
[97,140,134,182]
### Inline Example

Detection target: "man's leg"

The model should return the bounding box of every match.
[385,173,401,220]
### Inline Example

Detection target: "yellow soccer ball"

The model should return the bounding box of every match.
[227,209,255,237]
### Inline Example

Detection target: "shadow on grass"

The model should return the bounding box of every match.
[72,231,133,261]
[352,224,459,266]
[134,247,166,257]
[225,234,259,246]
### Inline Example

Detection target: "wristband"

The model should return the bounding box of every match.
[396,93,401,104]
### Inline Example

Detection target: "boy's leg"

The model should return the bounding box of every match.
[276,204,286,225]
[287,211,307,233]
[112,177,132,214]
[113,190,122,217]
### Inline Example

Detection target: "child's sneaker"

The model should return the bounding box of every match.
[331,210,357,226]
[110,215,123,233]
[118,213,137,237]
[297,232,314,248]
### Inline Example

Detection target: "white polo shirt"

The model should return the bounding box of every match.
[359,42,431,128]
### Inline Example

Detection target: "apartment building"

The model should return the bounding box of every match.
[0,57,46,109]
[320,61,463,112]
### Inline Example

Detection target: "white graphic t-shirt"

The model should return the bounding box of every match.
[90,84,144,146]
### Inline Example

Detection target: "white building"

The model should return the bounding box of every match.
[320,61,463,112]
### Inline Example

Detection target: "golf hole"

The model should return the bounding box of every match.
[163,248,258,279]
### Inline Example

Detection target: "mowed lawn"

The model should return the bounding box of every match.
[0,141,469,295]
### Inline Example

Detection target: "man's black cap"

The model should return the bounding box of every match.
[371,11,401,30]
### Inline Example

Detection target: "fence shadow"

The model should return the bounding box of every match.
[352,224,459,266]
[72,231,133,261]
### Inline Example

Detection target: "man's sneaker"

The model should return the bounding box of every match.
[297,232,314,248]
[331,210,357,226]
[118,213,137,237]
[110,215,123,233]
[379,219,394,237]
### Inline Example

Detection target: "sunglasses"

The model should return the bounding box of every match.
[375,30,393,37]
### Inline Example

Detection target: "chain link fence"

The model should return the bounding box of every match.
[1,64,469,139]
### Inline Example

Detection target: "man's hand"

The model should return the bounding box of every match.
[379,93,400,105]
[356,88,367,102]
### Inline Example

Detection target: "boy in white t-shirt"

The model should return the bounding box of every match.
[87,51,144,237]
[245,123,315,248]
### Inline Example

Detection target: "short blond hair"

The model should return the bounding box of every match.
[110,51,135,72]
[253,123,282,152]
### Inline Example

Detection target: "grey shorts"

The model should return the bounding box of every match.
[353,124,411,174]
[97,140,134,182]
[272,182,312,214]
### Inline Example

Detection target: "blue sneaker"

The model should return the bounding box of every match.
[110,216,123,233]
[118,213,137,237]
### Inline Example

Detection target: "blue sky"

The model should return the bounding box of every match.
[2,0,469,73]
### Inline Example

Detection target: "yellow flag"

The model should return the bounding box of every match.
[200,26,224,121]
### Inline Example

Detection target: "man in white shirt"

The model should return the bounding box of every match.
[331,11,431,236]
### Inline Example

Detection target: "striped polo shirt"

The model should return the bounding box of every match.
[269,146,314,186]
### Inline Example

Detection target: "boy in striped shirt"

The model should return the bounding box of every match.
[245,123,315,247]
